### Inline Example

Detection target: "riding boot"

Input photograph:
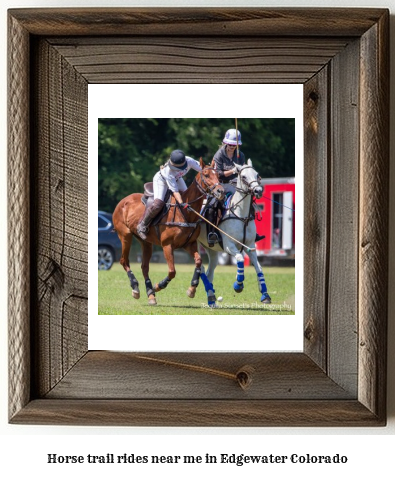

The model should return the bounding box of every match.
[137,199,165,240]
[206,206,219,247]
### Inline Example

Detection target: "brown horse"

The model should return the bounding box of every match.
[112,158,225,305]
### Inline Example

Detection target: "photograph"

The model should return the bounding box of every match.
[97,117,296,315]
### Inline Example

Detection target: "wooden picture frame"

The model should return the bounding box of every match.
[8,8,389,426]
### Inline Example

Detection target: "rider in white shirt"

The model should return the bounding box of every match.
[137,149,202,240]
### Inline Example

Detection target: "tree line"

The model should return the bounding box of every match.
[98,118,295,212]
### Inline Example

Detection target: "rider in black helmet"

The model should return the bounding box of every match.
[137,150,201,240]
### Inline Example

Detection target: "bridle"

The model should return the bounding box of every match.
[236,165,262,196]
[194,167,223,198]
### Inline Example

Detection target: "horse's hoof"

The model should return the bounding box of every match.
[233,281,244,293]
[261,292,271,304]
[208,297,217,308]
[187,288,196,299]
[132,289,140,299]
[148,297,157,306]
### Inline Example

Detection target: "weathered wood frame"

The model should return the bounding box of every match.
[8,8,389,426]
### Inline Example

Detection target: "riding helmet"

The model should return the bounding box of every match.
[223,129,242,146]
[169,149,187,169]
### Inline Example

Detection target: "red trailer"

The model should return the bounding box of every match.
[253,177,295,264]
[216,177,295,266]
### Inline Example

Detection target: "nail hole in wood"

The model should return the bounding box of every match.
[309,91,319,103]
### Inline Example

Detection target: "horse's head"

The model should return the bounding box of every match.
[197,159,225,201]
[235,159,263,199]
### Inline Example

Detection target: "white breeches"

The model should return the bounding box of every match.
[153,173,187,201]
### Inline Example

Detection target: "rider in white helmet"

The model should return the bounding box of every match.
[206,129,264,246]
[213,128,245,194]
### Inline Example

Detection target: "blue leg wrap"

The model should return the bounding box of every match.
[257,272,270,302]
[257,272,267,294]
[236,261,245,283]
[200,272,214,293]
[201,272,216,306]
[233,261,244,292]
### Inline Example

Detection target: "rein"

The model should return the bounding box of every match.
[223,165,259,220]
[219,166,258,253]
[194,168,222,197]
[222,202,255,225]
[238,165,261,192]
[167,168,221,207]
[155,167,223,248]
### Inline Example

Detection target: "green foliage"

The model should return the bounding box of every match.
[98,118,295,212]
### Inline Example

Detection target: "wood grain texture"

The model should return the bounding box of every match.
[327,39,360,396]
[8,12,31,421]
[49,37,350,84]
[8,8,387,37]
[30,39,88,398]
[303,67,329,370]
[46,352,354,400]
[358,12,389,420]
[11,399,383,427]
[7,8,389,426]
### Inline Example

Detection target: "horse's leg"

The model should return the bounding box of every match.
[245,249,271,303]
[154,244,176,292]
[205,246,218,284]
[184,241,202,299]
[200,247,218,307]
[117,229,140,299]
[140,240,157,306]
[224,239,245,294]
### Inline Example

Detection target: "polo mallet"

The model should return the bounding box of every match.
[235,118,240,158]
[186,205,256,252]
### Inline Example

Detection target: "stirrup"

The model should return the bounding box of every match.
[137,223,149,240]
[207,232,219,246]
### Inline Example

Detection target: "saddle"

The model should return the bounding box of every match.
[220,192,234,220]
[141,182,171,225]
[141,182,154,207]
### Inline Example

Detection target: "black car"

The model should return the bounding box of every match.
[98,211,122,270]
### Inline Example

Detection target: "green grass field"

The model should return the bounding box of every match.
[98,263,295,315]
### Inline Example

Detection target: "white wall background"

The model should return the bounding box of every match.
[1,0,394,476]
